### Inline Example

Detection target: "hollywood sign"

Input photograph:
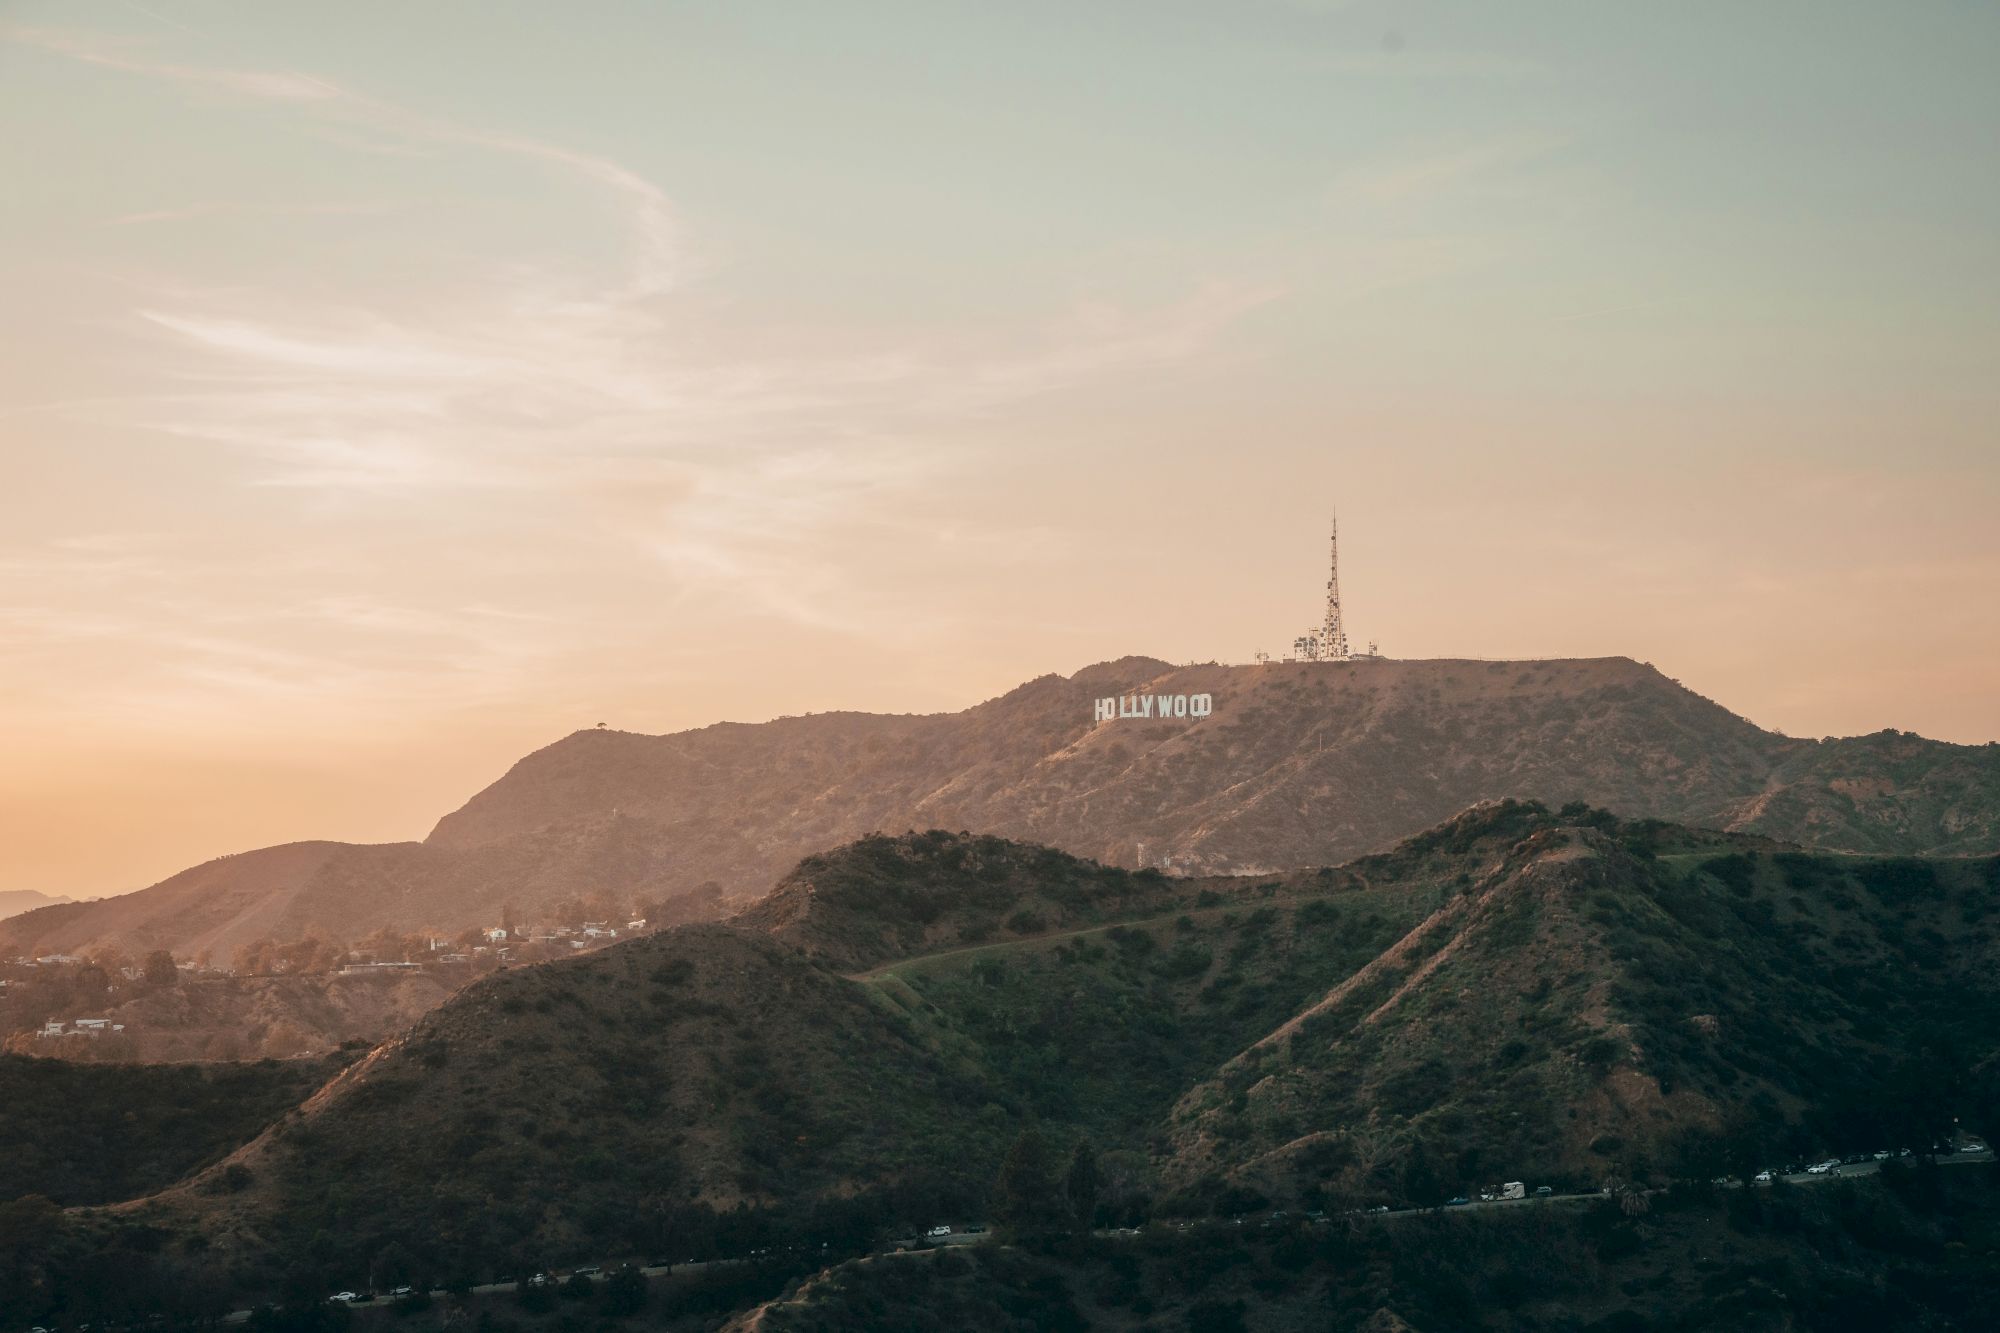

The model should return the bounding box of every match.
[1094,693,1213,722]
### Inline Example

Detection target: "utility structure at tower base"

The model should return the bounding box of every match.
[1260,511,1379,665]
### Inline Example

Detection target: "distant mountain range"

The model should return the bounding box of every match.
[0,889,71,922]
[8,655,1998,965]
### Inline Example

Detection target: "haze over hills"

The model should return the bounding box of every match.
[8,655,1998,966]
[116,807,1999,1294]
[0,889,71,921]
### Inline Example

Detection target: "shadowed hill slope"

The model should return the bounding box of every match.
[12,654,1998,989]
[0,1053,343,1206]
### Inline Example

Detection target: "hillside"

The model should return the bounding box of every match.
[143,921,1022,1282]
[0,1053,343,1206]
[87,809,1997,1305]
[1156,822,2000,1210]
[0,889,71,922]
[11,655,1999,965]
[85,968,456,1062]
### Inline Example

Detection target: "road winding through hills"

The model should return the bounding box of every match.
[207,1149,1992,1323]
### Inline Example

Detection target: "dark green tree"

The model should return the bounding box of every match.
[1064,1141,1101,1232]
[368,1240,417,1293]
[994,1129,1066,1242]
[601,1265,648,1315]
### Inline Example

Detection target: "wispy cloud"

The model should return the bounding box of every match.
[2,21,1274,717]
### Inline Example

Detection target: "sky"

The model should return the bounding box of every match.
[3,2,1997,899]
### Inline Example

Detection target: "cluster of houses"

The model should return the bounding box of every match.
[38,1016,125,1039]
[469,918,646,954]
[331,919,649,976]
[8,916,656,1001]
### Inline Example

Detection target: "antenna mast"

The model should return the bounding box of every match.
[1319,511,1351,662]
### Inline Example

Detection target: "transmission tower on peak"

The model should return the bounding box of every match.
[1280,511,1374,664]
[1319,512,1351,662]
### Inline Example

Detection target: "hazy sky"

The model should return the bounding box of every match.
[4,2,1997,897]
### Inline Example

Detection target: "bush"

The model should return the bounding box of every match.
[1185,1296,1249,1332]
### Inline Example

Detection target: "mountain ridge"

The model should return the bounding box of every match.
[8,654,1997,966]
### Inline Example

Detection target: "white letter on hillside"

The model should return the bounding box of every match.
[1191,693,1213,717]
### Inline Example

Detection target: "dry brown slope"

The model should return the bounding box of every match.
[14,654,1999,965]
[90,968,458,1061]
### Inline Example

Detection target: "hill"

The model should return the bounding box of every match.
[88,809,1998,1304]
[66,968,456,1062]
[1154,817,2000,1210]
[11,655,1999,964]
[0,889,71,922]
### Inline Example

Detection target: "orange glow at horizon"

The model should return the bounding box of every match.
[3,3,1997,898]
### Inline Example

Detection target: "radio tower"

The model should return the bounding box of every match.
[1318,512,1352,662]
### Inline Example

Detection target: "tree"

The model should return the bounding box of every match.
[142,949,180,987]
[993,1130,1067,1242]
[600,1266,647,1315]
[368,1240,418,1293]
[1064,1141,1101,1232]
[1886,1029,1967,1156]
[1966,1053,2000,1162]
